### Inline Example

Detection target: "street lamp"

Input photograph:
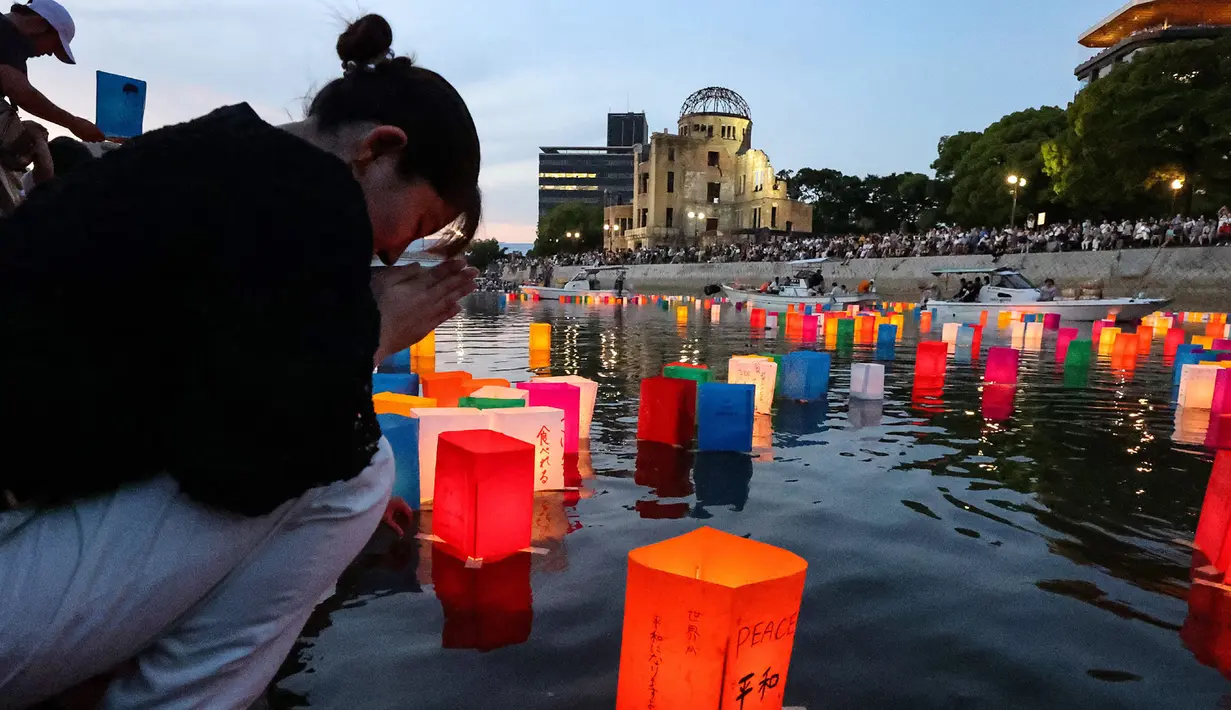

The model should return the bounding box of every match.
[1006,174,1027,229]
[1171,177,1185,216]
[603,223,610,252]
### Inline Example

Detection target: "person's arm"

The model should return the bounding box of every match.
[0,66,104,141]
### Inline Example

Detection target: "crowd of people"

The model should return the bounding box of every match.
[508,211,1231,275]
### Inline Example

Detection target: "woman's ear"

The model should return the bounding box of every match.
[354,125,408,168]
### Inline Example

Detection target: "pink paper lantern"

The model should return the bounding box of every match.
[516,382,581,454]
[1056,328,1079,362]
[1042,313,1061,330]
[985,347,1020,385]
[801,314,819,342]
[1207,369,1231,449]
[1216,339,1231,352]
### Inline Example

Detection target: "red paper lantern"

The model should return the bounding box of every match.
[1195,451,1231,577]
[919,310,933,332]
[433,430,535,562]
[637,376,698,447]
[915,341,948,379]
[1165,327,1187,358]
[1111,331,1139,370]
[1056,328,1079,362]
[433,545,532,651]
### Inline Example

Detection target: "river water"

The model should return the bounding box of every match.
[269,297,1229,708]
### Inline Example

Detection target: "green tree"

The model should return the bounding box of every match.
[532,202,604,256]
[466,238,507,271]
[789,168,941,234]
[1043,36,1231,218]
[945,107,1066,226]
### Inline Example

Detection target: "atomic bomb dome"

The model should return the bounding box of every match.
[679,87,751,120]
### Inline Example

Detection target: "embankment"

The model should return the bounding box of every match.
[505,247,1231,310]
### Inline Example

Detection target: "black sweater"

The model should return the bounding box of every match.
[0,104,382,516]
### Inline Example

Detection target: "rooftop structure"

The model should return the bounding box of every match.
[1075,0,1231,86]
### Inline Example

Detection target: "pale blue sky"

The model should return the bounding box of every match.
[34,0,1112,242]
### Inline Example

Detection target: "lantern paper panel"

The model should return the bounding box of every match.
[517,382,582,454]
[373,373,419,396]
[378,348,412,373]
[1180,364,1223,409]
[1043,313,1061,330]
[664,362,711,385]
[850,363,885,401]
[729,356,779,415]
[458,397,525,410]
[781,352,831,402]
[637,376,699,448]
[1195,451,1231,575]
[697,383,756,453]
[432,429,534,562]
[486,406,567,491]
[410,330,436,358]
[942,323,960,353]
[421,371,475,408]
[468,385,529,402]
[376,413,420,507]
[529,323,552,351]
[1024,322,1044,350]
[915,341,948,379]
[615,527,807,710]
[373,393,437,415]
[985,347,1020,385]
[411,408,488,505]
[996,311,1011,329]
[433,545,532,652]
[801,314,819,342]
[1056,328,1079,362]
[533,375,598,440]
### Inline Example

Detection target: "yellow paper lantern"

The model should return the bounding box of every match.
[373,393,437,415]
[729,356,778,415]
[410,330,436,358]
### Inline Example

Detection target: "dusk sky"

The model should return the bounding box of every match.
[35,0,1114,244]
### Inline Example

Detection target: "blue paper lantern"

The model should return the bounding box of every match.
[378,348,412,373]
[696,383,755,452]
[956,324,976,350]
[781,351,831,401]
[803,305,813,316]
[377,413,421,507]
[373,372,419,396]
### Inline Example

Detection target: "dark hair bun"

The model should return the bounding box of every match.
[337,14,394,65]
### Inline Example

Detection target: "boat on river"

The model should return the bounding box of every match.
[519,266,632,300]
[923,267,1170,323]
[719,259,879,309]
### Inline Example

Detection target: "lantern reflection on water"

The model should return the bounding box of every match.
[433,545,532,652]
[432,430,534,563]
[615,527,808,710]
[982,384,1016,422]
[693,452,753,514]
[848,398,884,429]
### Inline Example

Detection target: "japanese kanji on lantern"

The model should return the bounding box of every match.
[729,356,778,415]
[517,381,582,453]
[432,430,535,562]
[615,527,808,710]
[486,406,567,491]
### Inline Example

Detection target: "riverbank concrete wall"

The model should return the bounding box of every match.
[505,247,1231,310]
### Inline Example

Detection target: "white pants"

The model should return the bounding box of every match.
[0,438,394,709]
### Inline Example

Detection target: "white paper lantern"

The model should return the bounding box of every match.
[728,356,778,415]
[1179,364,1222,409]
[410,407,487,506]
[468,385,529,402]
[486,406,567,491]
[850,363,885,401]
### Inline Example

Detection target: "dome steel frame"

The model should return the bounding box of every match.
[679,87,751,120]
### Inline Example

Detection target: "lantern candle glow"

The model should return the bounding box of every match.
[729,356,779,414]
[486,406,567,491]
[985,347,1020,385]
[532,376,598,440]
[516,382,582,453]
[432,430,534,562]
[915,341,948,379]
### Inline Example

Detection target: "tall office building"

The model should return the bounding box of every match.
[606,112,648,149]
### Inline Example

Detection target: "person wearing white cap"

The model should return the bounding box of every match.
[0,0,103,142]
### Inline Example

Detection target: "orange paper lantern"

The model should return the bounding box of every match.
[616,527,808,710]
[421,371,475,408]
[373,392,437,415]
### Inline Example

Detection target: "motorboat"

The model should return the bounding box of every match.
[923,267,1170,323]
[520,266,632,300]
[720,259,879,309]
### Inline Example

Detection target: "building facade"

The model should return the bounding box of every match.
[603,87,812,251]
[1076,0,1231,86]
[607,112,648,148]
[537,146,635,218]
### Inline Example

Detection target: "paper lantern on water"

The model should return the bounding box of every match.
[615,527,808,710]
[433,430,534,562]
[1091,319,1107,345]
[664,362,711,385]
[890,314,905,340]
[1098,327,1121,356]
[410,408,487,505]
[377,348,411,373]
[1136,326,1154,355]
[697,383,755,453]
[1010,322,1026,349]
[729,356,779,415]
[373,392,437,415]
[410,330,436,358]
[711,304,721,322]
[1180,364,1223,409]
[785,311,803,336]
[801,314,819,342]
[781,351,831,402]
[1043,313,1061,330]
[468,385,529,403]
[1055,328,1079,362]
[857,315,877,343]
[1111,331,1139,370]
[877,323,898,348]
[637,376,698,447]
[1193,335,1217,350]
[377,413,421,506]
[433,545,532,651]
[517,382,581,454]
[458,396,525,410]
[956,324,976,352]
[836,318,855,348]
[915,341,948,379]
[1216,339,1231,352]
[421,371,475,408]
[850,363,885,400]
[1209,322,1226,339]
[486,406,566,491]
[533,375,598,440]
[529,323,552,351]
[1206,370,1231,451]
[985,347,1020,385]
[1195,452,1231,576]
[1024,322,1044,350]
[766,313,779,330]
[996,311,1011,329]
[750,308,766,328]
[373,372,419,396]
